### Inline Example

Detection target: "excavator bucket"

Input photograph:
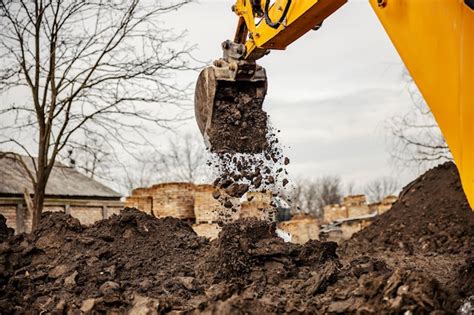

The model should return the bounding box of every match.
[194,64,268,154]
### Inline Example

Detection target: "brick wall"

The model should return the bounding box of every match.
[344,195,372,218]
[341,219,373,239]
[377,195,397,214]
[194,184,223,223]
[278,217,320,244]
[347,204,372,218]
[125,196,153,215]
[106,207,122,218]
[343,195,367,207]
[150,183,195,219]
[1,206,17,231]
[323,194,392,223]
[70,207,103,226]
[240,191,274,221]
[323,204,348,223]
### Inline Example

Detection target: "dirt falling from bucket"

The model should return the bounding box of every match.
[207,123,292,222]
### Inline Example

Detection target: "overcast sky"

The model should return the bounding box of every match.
[161,0,424,191]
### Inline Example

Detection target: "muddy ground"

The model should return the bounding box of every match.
[1,162,473,314]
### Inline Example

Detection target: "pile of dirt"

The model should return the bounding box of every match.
[330,162,474,313]
[1,162,473,314]
[0,209,209,313]
[344,162,474,256]
[0,211,339,314]
[196,219,341,313]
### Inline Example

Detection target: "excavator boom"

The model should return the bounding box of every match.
[194,0,474,208]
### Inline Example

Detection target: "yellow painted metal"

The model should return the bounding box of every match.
[368,0,474,208]
[233,0,347,58]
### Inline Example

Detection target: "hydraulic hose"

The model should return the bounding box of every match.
[264,0,292,29]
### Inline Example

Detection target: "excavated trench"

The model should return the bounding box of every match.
[0,162,473,314]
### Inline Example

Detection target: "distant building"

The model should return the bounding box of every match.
[320,194,398,243]
[125,184,398,244]
[125,183,277,239]
[0,153,123,233]
[277,213,320,244]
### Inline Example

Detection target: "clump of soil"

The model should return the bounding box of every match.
[1,162,473,314]
[197,219,338,284]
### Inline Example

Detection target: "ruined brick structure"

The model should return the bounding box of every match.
[277,213,320,244]
[323,204,349,224]
[125,188,153,215]
[320,194,398,243]
[344,195,372,217]
[240,191,274,221]
[371,195,398,215]
[193,184,226,224]
[151,183,195,220]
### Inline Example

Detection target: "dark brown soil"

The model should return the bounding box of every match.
[0,210,209,313]
[207,80,268,154]
[344,162,474,256]
[205,80,291,215]
[0,215,13,243]
[327,162,474,314]
[1,162,473,314]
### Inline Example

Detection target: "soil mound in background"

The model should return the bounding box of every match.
[345,162,474,256]
[331,161,474,313]
[1,162,473,314]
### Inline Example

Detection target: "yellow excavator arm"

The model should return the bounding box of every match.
[194,0,474,208]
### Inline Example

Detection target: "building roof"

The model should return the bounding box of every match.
[0,153,121,199]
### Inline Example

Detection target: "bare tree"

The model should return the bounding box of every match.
[288,176,342,217]
[318,176,343,208]
[120,152,162,195]
[158,133,208,183]
[387,70,452,169]
[0,0,193,230]
[62,131,112,180]
[364,176,398,203]
[119,133,208,194]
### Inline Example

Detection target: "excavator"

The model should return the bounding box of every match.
[194,0,474,208]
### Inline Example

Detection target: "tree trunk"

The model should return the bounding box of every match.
[32,136,49,231]
[32,185,45,231]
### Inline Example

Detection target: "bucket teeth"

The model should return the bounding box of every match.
[194,62,268,154]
